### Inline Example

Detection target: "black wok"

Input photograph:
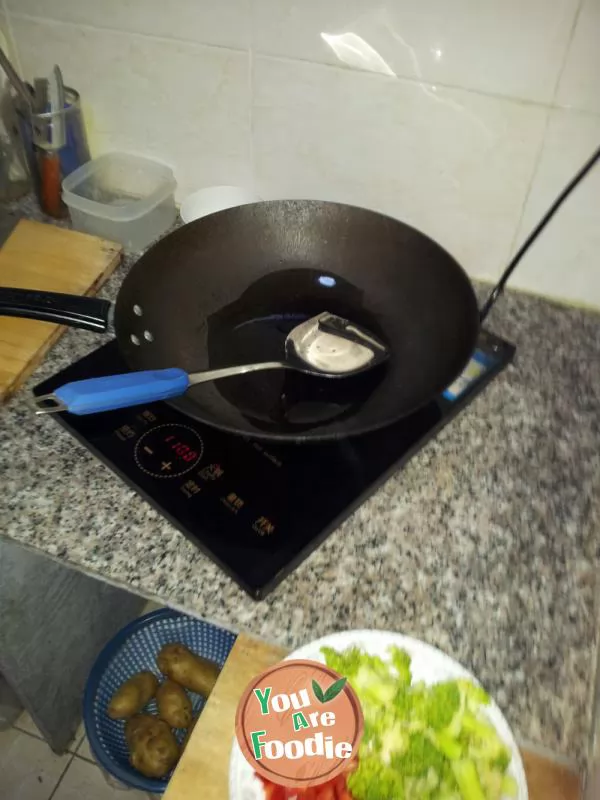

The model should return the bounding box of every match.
[0,200,479,441]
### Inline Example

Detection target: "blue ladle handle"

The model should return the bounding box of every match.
[33,361,292,416]
[35,368,190,415]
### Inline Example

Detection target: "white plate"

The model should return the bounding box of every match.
[229,629,528,800]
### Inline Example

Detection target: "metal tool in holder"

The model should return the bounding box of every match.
[14,76,90,218]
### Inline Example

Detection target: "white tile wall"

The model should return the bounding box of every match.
[2,0,599,307]
[252,0,579,103]
[9,16,251,200]
[0,8,18,68]
[510,108,600,307]
[253,56,548,280]
[6,0,250,50]
[555,0,600,114]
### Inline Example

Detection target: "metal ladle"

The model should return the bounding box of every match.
[34,312,390,416]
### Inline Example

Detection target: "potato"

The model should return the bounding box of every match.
[130,735,179,779]
[125,714,171,749]
[157,643,220,697]
[126,716,180,779]
[107,672,158,720]
[156,679,193,728]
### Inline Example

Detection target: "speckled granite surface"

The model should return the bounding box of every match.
[0,199,599,763]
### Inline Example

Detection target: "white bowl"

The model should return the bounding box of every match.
[179,185,260,223]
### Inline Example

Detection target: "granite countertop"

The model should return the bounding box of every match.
[1,200,599,764]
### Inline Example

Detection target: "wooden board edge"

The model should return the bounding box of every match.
[14,219,123,256]
[520,749,581,800]
[164,634,286,800]
[0,323,66,403]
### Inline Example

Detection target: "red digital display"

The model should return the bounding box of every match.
[134,423,203,479]
[164,434,198,462]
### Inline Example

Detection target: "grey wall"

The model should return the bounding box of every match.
[0,539,146,752]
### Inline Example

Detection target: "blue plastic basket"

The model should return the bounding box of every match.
[83,608,237,794]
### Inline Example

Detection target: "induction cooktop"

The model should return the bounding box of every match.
[34,329,514,599]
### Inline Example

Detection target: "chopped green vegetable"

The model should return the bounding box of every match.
[320,645,398,715]
[392,732,445,776]
[388,646,412,686]
[348,754,406,799]
[321,644,516,800]
[451,760,486,800]
[501,775,518,798]
[430,729,463,760]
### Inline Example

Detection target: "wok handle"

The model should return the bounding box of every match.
[34,368,190,415]
[0,287,113,332]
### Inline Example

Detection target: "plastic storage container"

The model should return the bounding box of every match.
[62,153,177,252]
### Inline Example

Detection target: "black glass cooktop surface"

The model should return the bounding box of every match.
[34,330,514,599]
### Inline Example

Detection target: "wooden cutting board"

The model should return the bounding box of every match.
[0,219,121,403]
[164,633,582,800]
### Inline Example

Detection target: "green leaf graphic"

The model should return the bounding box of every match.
[323,677,347,703]
[312,679,325,703]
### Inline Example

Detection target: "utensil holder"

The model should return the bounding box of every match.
[15,87,90,218]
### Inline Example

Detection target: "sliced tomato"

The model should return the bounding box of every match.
[258,778,286,800]
[269,786,286,800]
[283,788,310,800]
[256,775,355,800]
[316,785,336,800]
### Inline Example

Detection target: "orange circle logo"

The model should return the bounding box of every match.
[235,659,363,789]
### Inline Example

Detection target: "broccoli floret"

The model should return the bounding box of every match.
[388,646,412,686]
[321,646,397,708]
[439,760,459,793]
[457,680,490,709]
[394,681,460,732]
[348,756,405,800]
[438,789,462,800]
[461,711,512,767]
[477,765,505,800]
[447,681,491,738]
[477,764,517,800]
[353,664,397,707]
[404,768,440,799]
[491,748,511,773]
[407,683,427,716]
[392,732,446,777]
[461,710,498,740]
[321,645,389,680]
[392,688,413,717]
[320,645,361,676]
[358,722,381,756]
[424,681,461,730]
[379,720,409,765]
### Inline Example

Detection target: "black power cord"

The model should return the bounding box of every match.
[479,144,600,322]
